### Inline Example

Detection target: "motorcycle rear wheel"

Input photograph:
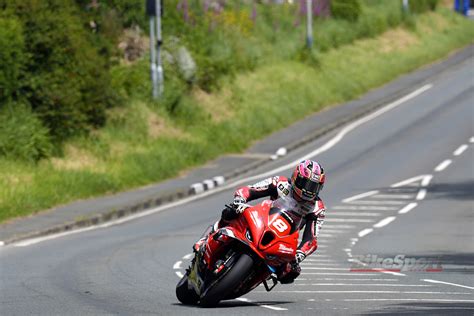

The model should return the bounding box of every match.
[199,253,254,307]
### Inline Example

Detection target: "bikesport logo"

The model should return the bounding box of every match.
[350,254,443,272]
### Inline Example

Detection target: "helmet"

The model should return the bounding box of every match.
[291,160,325,202]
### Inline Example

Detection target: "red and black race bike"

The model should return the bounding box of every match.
[176,197,302,307]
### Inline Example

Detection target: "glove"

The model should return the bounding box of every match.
[296,250,306,263]
[232,196,247,213]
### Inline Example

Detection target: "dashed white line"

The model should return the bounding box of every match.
[434,159,452,172]
[422,279,474,290]
[416,189,427,200]
[303,278,398,281]
[332,205,399,211]
[173,261,182,269]
[182,253,193,260]
[342,191,379,203]
[175,271,184,278]
[470,136,474,143]
[453,144,468,156]
[348,200,407,205]
[358,228,373,237]
[373,216,396,228]
[398,202,418,214]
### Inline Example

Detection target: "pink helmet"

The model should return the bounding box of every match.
[291,160,325,201]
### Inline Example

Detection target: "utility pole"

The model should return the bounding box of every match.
[146,0,163,99]
[306,0,313,50]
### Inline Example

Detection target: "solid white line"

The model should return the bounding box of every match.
[453,144,468,156]
[422,279,474,290]
[175,271,184,278]
[301,278,398,281]
[342,191,379,203]
[373,216,396,228]
[326,218,374,223]
[262,290,470,294]
[348,200,407,205]
[372,194,414,199]
[303,267,348,270]
[295,284,431,287]
[344,299,474,302]
[331,212,381,217]
[301,273,378,276]
[332,205,399,211]
[398,202,418,214]
[416,189,427,200]
[9,84,433,248]
[173,261,182,269]
[434,159,452,172]
[358,228,373,237]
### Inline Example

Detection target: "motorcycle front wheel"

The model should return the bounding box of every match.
[199,253,254,307]
[176,274,199,305]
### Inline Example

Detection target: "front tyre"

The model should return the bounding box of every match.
[176,274,199,305]
[199,253,254,307]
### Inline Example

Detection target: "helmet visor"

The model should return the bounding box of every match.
[294,175,322,196]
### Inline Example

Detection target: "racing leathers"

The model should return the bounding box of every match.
[222,175,326,283]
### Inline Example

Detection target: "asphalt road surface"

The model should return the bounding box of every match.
[1,59,473,315]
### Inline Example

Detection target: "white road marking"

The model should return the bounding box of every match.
[470,136,474,143]
[373,216,396,228]
[263,290,471,294]
[372,194,414,199]
[348,200,407,205]
[342,191,379,203]
[391,174,433,188]
[358,228,373,237]
[422,279,474,290]
[173,261,182,269]
[303,278,398,281]
[331,212,381,217]
[344,299,474,302]
[434,159,452,172]
[0,241,4,247]
[416,189,427,200]
[236,297,288,311]
[175,271,184,278]
[302,272,379,276]
[332,205,399,211]
[182,253,193,260]
[323,225,356,229]
[295,284,431,287]
[453,144,468,156]
[326,218,374,223]
[8,84,433,247]
[301,263,344,267]
[303,267,349,270]
[398,202,418,214]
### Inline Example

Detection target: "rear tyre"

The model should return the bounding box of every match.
[176,274,199,305]
[199,253,254,307]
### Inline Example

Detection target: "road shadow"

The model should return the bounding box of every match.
[172,299,292,309]
[427,181,474,201]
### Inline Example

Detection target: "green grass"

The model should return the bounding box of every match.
[1,7,473,223]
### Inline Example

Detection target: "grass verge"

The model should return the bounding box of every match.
[1,8,473,223]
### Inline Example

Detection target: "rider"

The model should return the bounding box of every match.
[194,159,326,284]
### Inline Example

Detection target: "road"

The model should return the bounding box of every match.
[1,59,473,315]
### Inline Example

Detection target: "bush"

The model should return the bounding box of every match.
[331,0,362,21]
[409,0,440,13]
[0,103,53,162]
[0,16,26,103]
[2,0,120,142]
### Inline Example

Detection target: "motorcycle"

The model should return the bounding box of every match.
[176,196,302,307]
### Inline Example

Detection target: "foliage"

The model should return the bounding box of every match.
[331,0,362,21]
[0,103,53,162]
